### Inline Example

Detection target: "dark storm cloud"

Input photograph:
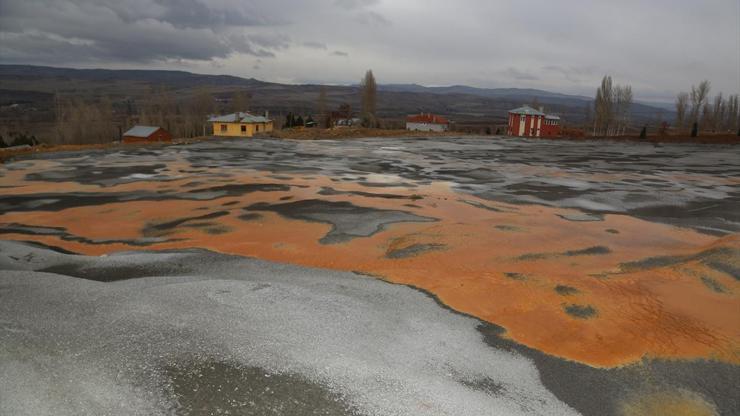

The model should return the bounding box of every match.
[151,0,273,29]
[0,0,736,99]
[0,0,285,63]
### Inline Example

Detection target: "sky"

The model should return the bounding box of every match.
[0,0,738,103]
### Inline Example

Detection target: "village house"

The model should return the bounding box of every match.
[209,112,274,137]
[122,125,172,143]
[507,105,562,138]
[406,113,450,132]
[330,104,361,128]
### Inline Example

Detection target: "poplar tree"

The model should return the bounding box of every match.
[675,92,689,129]
[360,70,378,128]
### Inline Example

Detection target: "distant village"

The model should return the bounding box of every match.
[115,72,738,146]
[120,105,560,144]
[1,68,738,151]
[121,70,563,145]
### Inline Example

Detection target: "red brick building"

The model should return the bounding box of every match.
[541,115,562,137]
[122,126,173,143]
[507,106,561,138]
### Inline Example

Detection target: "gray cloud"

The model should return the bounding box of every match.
[333,0,381,10]
[501,68,539,82]
[302,41,328,50]
[0,0,737,100]
[0,0,287,63]
[354,10,391,26]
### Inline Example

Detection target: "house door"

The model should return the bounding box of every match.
[519,116,526,137]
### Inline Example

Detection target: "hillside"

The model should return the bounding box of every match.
[380,84,674,120]
[0,65,671,132]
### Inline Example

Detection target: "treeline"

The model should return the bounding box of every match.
[53,96,116,145]
[284,69,379,130]
[50,87,220,145]
[675,81,739,134]
[592,75,633,136]
[590,76,739,137]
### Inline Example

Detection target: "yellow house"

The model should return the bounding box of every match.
[208,112,274,137]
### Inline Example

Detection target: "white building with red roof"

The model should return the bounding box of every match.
[406,113,450,132]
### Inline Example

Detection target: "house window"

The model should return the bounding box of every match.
[241,125,247,134]
[220,124,227,132]
[256,124,260,132]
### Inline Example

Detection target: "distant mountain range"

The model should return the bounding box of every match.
[0,65,672,126]
[380,83,675,114]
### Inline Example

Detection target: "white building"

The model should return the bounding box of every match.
[406,113,450,132]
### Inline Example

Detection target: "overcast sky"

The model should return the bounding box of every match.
[1,0,738,102]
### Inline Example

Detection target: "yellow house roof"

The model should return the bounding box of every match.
[208,112,271,123]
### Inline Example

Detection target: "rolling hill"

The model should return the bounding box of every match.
[0,64,672,130]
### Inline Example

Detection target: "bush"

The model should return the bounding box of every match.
[2,132,39,147]
[361,113,378,128]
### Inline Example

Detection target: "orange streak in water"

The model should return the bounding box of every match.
[1,170,738,367]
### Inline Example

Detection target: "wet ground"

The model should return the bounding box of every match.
[1,136,739,415]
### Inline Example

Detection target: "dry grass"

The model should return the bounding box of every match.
[269,127,466,140]
[0,143,118,163]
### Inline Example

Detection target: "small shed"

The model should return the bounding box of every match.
[406,113,450,132]
[122,126,172,143]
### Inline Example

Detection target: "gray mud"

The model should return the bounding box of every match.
[4,136,739,235]
[2,241,737,416]
[245,199,436,244]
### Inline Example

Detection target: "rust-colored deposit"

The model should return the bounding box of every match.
[1,158,738,368]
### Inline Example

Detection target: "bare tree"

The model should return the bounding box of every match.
[615,85,633,135]
[231,90,249,113]
[360,70,377,128]
[54,96,116,144]
[185,87,216,137]
[675,92,689,129]
[689,80,711,126]
[317,86,328,128]
[701,102,712,130]
[530,96,541,110]
[726,94,740,132]
[593,75,613,136]
[583,102,592,127]
[710,93,724,132]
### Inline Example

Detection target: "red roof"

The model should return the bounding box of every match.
[406,113,449,124]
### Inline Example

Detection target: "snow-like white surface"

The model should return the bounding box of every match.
[0,241,579,416]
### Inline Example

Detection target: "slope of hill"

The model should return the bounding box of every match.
[381,83,673,121]
[0,64,671,128]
